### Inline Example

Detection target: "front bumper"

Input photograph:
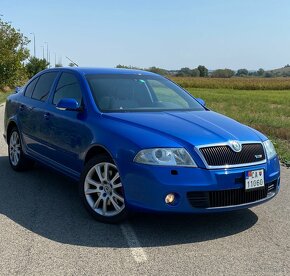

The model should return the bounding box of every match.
[118,155,280,213]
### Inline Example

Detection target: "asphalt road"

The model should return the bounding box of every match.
[0,103,289,276]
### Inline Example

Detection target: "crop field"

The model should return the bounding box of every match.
[171,76,290,90]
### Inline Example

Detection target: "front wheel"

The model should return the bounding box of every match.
[79,156,128,223]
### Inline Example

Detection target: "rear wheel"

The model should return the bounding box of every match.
[79,155,128,223]
[8,127,34,171]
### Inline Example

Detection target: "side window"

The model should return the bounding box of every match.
[32,72,58,102]
[53,72,82,105]
[24,77,38,98]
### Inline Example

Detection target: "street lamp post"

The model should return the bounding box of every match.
[40,46,44,59]
[30,32,36,57]
[44,42,49,62]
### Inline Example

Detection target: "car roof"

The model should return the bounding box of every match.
[41,67,159,77]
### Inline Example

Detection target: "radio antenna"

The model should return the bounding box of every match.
[65,56,79,67]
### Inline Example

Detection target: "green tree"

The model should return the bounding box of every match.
[257,68,265,76]
[236,68,249,76]
[55,63,63,67]
[115,64,140,69]
[176,67,201,77]
[25,57,49,78]
[0,19,30,88]
[211,69,235,78]
[197,65,208,77]
[147,66,168,75]
[191,68,200,77]
[176,67,192,77]
[264,72,273,78]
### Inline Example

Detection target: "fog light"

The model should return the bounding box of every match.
[165,193,175,204]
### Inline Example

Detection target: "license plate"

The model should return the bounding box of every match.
[245,169,264,190]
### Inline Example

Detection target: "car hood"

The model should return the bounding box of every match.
[103,110,265,147]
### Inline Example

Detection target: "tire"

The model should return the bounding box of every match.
[8,127,34,171]
[79,155,128,223]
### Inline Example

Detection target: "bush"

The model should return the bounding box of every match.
[211,69,235,78]
[25,57,49,78]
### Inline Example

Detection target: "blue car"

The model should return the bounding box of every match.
[3,68,280,223]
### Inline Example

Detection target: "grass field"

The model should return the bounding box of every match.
[0,91,10,104]
[188,88,290,165]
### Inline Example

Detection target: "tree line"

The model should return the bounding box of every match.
[116,65,290,78]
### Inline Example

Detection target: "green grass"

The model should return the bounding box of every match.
[0,91,11,103]
[188,88,290,166]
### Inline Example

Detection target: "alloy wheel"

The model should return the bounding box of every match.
[84,162,125,217]
[9,131,21,166]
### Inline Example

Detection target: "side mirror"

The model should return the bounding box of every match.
[15,86,23,94]
[56,98,82,111]
[196,98,206,106]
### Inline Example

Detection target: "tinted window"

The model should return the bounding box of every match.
[53,73,82,105]
[25,78,38,98]
[32,72,58,101]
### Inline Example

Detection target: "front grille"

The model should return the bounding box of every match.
[199,143,265,167]
[187,180,277,208]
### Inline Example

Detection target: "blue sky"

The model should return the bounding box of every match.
[1,0,290,70]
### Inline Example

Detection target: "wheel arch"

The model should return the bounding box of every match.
[6,120,18,142]
[84,144,115,165]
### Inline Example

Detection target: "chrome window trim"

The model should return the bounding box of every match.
[195,141,267,169]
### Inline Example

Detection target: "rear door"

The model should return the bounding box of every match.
[18,71,59,157]
[18,77,39,147]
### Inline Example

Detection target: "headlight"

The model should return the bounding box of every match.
[263,140,277,160]
[134,148,197,167]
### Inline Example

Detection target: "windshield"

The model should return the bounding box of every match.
[85,74,205,112]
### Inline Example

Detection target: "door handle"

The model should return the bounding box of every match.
[44,113,50,120]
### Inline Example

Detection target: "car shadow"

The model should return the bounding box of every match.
[0,156,258,248]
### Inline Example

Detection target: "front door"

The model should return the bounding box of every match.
[43,72,92,174]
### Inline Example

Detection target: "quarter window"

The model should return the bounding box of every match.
[31,72,58,101]
[53,72,82,105]
[24,77,38,98]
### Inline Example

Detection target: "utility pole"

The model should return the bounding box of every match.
[30,32,36,57]
[44,42,48,62]
[40,46,44,59]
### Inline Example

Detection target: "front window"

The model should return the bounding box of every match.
[53,72,82,105]
[85,74,204,112]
